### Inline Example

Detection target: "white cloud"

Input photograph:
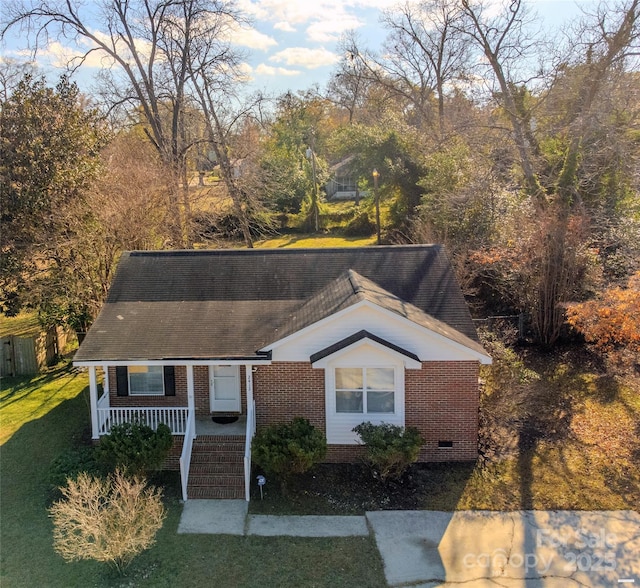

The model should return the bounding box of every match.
[306,15,363,42]
[90,30,155,64]
[255,63,302,76]
[14,40,115,69]
[274,21,296,32]
[232,26,278,50]
[270,47,340,69]
[236,0,371,43]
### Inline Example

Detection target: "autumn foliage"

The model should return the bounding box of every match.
[566,273,640,355]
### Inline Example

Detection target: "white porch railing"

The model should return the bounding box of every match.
[179,409,196,501]
[96,406,190,435]
[244,399,256,501]
[97,391,110,434]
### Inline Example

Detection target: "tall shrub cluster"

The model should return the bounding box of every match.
[353,422,423,481]
[252,417,327,489]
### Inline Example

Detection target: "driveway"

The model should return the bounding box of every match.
[366,510,640,587]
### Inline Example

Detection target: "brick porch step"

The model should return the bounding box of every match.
[187,486,245,499]
[189,462,244,475]
[187,435,246,500]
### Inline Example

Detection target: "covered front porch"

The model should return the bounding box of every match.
[83,361,264,502]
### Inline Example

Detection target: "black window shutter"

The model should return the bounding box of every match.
[116,366,129,396]
[164,366,176,396]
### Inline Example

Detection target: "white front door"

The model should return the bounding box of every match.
[209,365,241,412]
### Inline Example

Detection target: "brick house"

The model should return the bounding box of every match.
[73,246,491,500]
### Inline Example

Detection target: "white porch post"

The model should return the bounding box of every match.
[244,365,255,502]
[103,364,110,396]
[89,366,99,440]
[245,366,254,416]
[186,364,195,422]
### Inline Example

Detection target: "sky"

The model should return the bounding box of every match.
[1,0,598,97]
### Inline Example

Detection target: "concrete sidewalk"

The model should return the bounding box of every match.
[177,503,640,587]
[177,500,368,537]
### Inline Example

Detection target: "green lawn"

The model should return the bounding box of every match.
[0,311,41,338]
[0,364,386,588]
[457,351,640,511]
[255,234,377,248]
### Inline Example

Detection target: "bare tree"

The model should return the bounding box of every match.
[0,58,37,101]
[459,0,545,199]
[553,0,640,205]
[381,0,472,138]
[2,0,245,247]
[326,35,374,124]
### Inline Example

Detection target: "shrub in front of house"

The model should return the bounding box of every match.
[96,422,173,476]
[353,422,424,482]
[49,445,103,496]
[252,417,327,489]
[49,470,165,573]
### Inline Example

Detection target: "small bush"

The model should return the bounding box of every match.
[252,417,327,488]
[49,445,102,492]
[344,211,375,237]
[96,422,173,476]
[49,470,165,573]
[323,207,358,225]
[353,422,423,481]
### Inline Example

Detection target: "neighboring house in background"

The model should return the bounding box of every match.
[325,155,361,200]
[73,246,491,500]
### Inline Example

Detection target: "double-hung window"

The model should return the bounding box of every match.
[335,367,395,414]
[128,365,164,396]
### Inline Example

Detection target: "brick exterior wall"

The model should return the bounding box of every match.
[324,445,366,462]
[108,366,188,406]
[107,360,479,464]
[164,435,184,471]
[252,360,479,464]
[194,366,209,415]
[405,361,479,462]
[253,362,325,431]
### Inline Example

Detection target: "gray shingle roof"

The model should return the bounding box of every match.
[74,245,481,362]
[272,269,487,356]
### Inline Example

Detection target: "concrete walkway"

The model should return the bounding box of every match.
[178,503,640,587]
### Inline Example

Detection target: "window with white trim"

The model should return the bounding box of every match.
[335,367,395,414]
[128,365,164,396]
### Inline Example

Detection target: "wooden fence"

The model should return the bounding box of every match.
[0,326,73,377]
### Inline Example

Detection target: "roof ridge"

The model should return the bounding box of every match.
[346,268,365,295]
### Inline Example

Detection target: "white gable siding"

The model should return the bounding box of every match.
[270,303,484,363]
[323,342,405,444]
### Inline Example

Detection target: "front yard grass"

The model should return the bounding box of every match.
[0,363,386,588]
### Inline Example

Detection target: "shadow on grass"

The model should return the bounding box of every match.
[0,387,110,587]
[0,363,80,407]
[513,348,640,586]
